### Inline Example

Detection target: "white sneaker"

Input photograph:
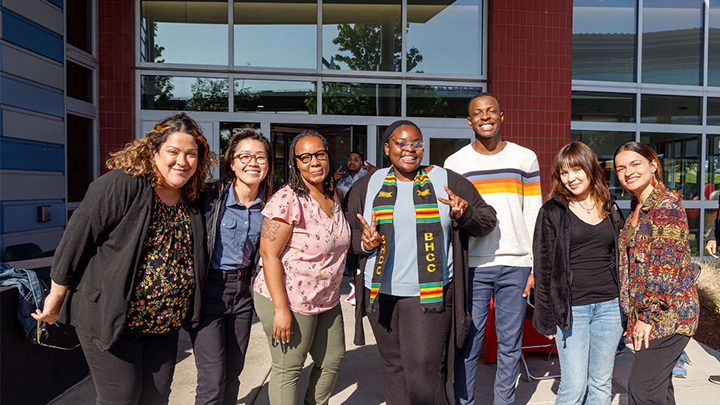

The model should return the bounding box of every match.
[344,282,356,306]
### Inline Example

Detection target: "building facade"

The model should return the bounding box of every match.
[7,1,719,258]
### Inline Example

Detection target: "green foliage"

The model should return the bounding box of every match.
[187,78,229,111]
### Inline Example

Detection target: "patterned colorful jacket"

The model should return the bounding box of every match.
[618,183,699,341]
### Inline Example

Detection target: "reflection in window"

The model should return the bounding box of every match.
[320,82,400,116]
[571,92,635,122]
[141,76,229,111]
[407,0,482,75]
[141,1,228,65]
[235,0,316,69]
[571,130,634,200]
[67,114,94,203]
[686,208,701,256]
[322,0,401,72]
[710,98,720,125]
[572,0,636,82]
[642,0,703,85]
[407,86,480,118]
[233,79,316,114]
[710,0,720,86]
[430,138,471,166]
[705,134,720,200]
[67,61,93,103]
[641,133,701,200]
[67,0,92,53]
[641,95,701,125]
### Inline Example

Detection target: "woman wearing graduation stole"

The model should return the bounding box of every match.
[344,120,498,405]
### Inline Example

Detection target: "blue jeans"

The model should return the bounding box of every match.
[555,298,623,405]
[454,265,531,405]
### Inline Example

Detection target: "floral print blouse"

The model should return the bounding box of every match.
[618,184,699,341]
[126,192,195,334]
[253,185,351,315]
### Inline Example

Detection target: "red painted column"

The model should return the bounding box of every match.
[97,0,135,174]
[488,0,573,197]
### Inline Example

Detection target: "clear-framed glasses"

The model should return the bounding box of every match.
[234,154,268,165]
[294,150,329,164]
[392,139,425,150]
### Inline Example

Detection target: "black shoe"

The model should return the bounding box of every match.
[709,375,720,385]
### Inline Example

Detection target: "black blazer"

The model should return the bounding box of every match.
[51,169,207,351]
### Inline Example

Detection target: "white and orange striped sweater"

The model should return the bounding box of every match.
[444,142,542,269]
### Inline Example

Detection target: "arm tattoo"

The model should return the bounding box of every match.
[261,220,281,242]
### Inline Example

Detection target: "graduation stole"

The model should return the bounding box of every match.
[369,166,445,313]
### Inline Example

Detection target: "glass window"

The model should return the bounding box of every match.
[321,82,400,116]
[235,0,317,69]
[706,134,720,199]
[571,91,635,122]
[710,98,720,125]
[322,0,401,72]
[642,0,704,85]
[686,208,701,256]
[571,130,634,200]
[67,0,92,53]
[429,138,471,166]
[234,79,316,114]
[709,0,720,87]
[641,132,701,200]
[640,95,701,125]
[141,1,228,65]
[141,75,229,111]
[67,114,94,203]
[704,208,717,251]
[407,86,481,118]
[572,0,637,82]
[407,0,482,75]
[67,61,93,103]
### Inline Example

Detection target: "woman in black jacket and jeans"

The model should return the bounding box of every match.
[532,141,624,405]
[32,113,215,405]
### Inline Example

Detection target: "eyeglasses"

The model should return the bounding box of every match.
[294,150,329,164]
[233,154,268,165]
[392,140,425,151]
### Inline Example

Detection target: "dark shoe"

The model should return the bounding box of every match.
[710,375,720,385]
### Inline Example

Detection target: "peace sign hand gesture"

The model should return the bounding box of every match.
[437,185,468,219]
[357,212,383,251]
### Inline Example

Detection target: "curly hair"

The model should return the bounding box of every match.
[286,130,336,197]
[551,141,612,218]
[224,128,274,205]
[106,112,217,201]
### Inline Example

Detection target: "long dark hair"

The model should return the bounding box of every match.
[223,128,273,205]
[613,141,663,185]
[551,141,612,218]
[287,130,336,196]
[106,112,216,202]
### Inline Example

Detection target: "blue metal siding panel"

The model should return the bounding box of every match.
[0,199,65,233]
[0,73,64,117]
[1,8,63,63]
[47,0,63,9]
[0,137,64,172]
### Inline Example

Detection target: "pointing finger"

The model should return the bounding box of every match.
[357,213,370,229]
[437,196,451,206]
[444,185,458,200]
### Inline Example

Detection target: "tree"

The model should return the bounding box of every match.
[187,78,229,111]
[332,23,423,72]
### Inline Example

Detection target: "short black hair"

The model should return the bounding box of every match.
[467,91,501,114]
[348,150,364,160]
[382,120,422,146]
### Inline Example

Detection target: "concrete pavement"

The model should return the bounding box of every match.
[49,285,720,405]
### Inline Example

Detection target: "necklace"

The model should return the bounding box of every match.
[575,199,596,216]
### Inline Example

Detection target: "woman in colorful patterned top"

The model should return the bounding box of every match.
[191,128,273,405]
[343,120,497,405]
[32,113,215,405]
[613,142,699,405]
[254,130,350,405]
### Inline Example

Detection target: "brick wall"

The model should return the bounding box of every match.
[488,0,573,198]
[98,0,135,173]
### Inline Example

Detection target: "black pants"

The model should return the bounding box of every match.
[190,268,254,405]
[365,283,453,405]
[77,328,180,405]
[628,333,690,405]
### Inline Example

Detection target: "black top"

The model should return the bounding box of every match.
[569,211,619,306]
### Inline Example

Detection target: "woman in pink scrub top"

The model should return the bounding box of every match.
[253,129,350,405]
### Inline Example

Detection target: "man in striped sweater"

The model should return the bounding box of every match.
[445,92,542,405]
